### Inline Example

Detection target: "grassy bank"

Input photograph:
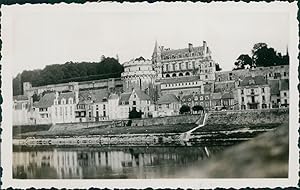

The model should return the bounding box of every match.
[193,123,283,133]
[18,123,198,138]
[13,124,52,137]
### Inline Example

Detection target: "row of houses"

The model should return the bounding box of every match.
[13,74,289,126]
[13,89,154,125]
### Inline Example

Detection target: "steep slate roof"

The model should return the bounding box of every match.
[157,94,179,105]
[134,89,152,102]
[160,76,200,84]
[161,46,207,57]
[58,92,75,103]
[119,92,131,105]
[280,79,289,91]
[79,89,109,104]
[181,94,193,102]
[222,92,234,99]
[239,75,267,87]
[211,92,222,100]
[34,93,56,108]
[108,93,119,100]
[13,95,29,101]
[268,80,280,95]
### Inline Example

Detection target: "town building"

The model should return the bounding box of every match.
[13,95,34,125]
[32,92,56,124]
[181,93,212,111]
[52,91,77,124]
[152,41,218,97]
[237,76,271,110]
[153,94,181,117]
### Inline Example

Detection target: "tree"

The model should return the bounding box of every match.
[192,105,204,113]
[232,43,289,70]
[12,57,124,95]
[129,109,143,119]
[252,43,289,67]
[233,54,253,70]
[179,105,190,114]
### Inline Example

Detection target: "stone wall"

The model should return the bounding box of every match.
[206,108,288,125]
[131,114,202,127]
[49,120,113,131]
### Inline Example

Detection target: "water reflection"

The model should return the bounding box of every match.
[13,146,226,179]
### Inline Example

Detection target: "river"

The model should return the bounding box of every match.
[13,145,232,179]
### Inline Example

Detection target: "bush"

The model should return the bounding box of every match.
[179,105,190,114]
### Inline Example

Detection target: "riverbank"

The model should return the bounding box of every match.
[13,108,288,146]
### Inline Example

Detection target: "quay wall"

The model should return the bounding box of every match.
[131,114,201,127]
[206,108,289,126]
[49,121,113,131]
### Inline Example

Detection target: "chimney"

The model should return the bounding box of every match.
[55,91,59,99]
[203,41,207,55]
[188,43,193,52]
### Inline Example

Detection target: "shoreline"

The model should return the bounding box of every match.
[13,109,289,147]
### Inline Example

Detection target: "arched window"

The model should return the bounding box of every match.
[179,73,183,77]
[172,73,177,77]
[166,74,170,78]
[185,72,190,76]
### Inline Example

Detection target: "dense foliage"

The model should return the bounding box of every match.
[179,105,191,114]
[192,105,204,113]
[13,57,124,95]
[129,109,143,119]
[233,43,289,70]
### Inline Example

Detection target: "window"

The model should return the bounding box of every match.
[241,89,244,95]
[55,108,58,116]
[242,97,244,102]
[205,96,209,100]
[70,106,72,115]
[194,96,198,101]
[262,96,265,101]
[205,75,208,79]
[284,92,287,96]
[262,88,265,93]
[103,104,106,109]
[200,96,203,101]
[251,89,255,94]
[133,101,136,105]
[284,72,287,77]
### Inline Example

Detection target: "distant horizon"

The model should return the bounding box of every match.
[2,3,291,77]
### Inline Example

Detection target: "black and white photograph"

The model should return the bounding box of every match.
[1,1,299,189]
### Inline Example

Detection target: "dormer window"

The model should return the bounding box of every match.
[249,79,255,85]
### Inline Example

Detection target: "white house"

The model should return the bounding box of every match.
[153,94,180,117]
[12,95,34,125]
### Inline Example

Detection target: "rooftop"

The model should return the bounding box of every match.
[13,95,29,101]
[239,75,267,87]
[157,94,179,105]
[34,93,56,108]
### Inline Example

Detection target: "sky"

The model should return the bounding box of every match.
[1,2,293,77]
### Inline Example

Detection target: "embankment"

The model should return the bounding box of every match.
[205,108,288,126]
[131,114,202,126]
[190,108,289,144]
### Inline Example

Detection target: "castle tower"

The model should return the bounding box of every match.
[151,41,163,79]
[121,57,157,97]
